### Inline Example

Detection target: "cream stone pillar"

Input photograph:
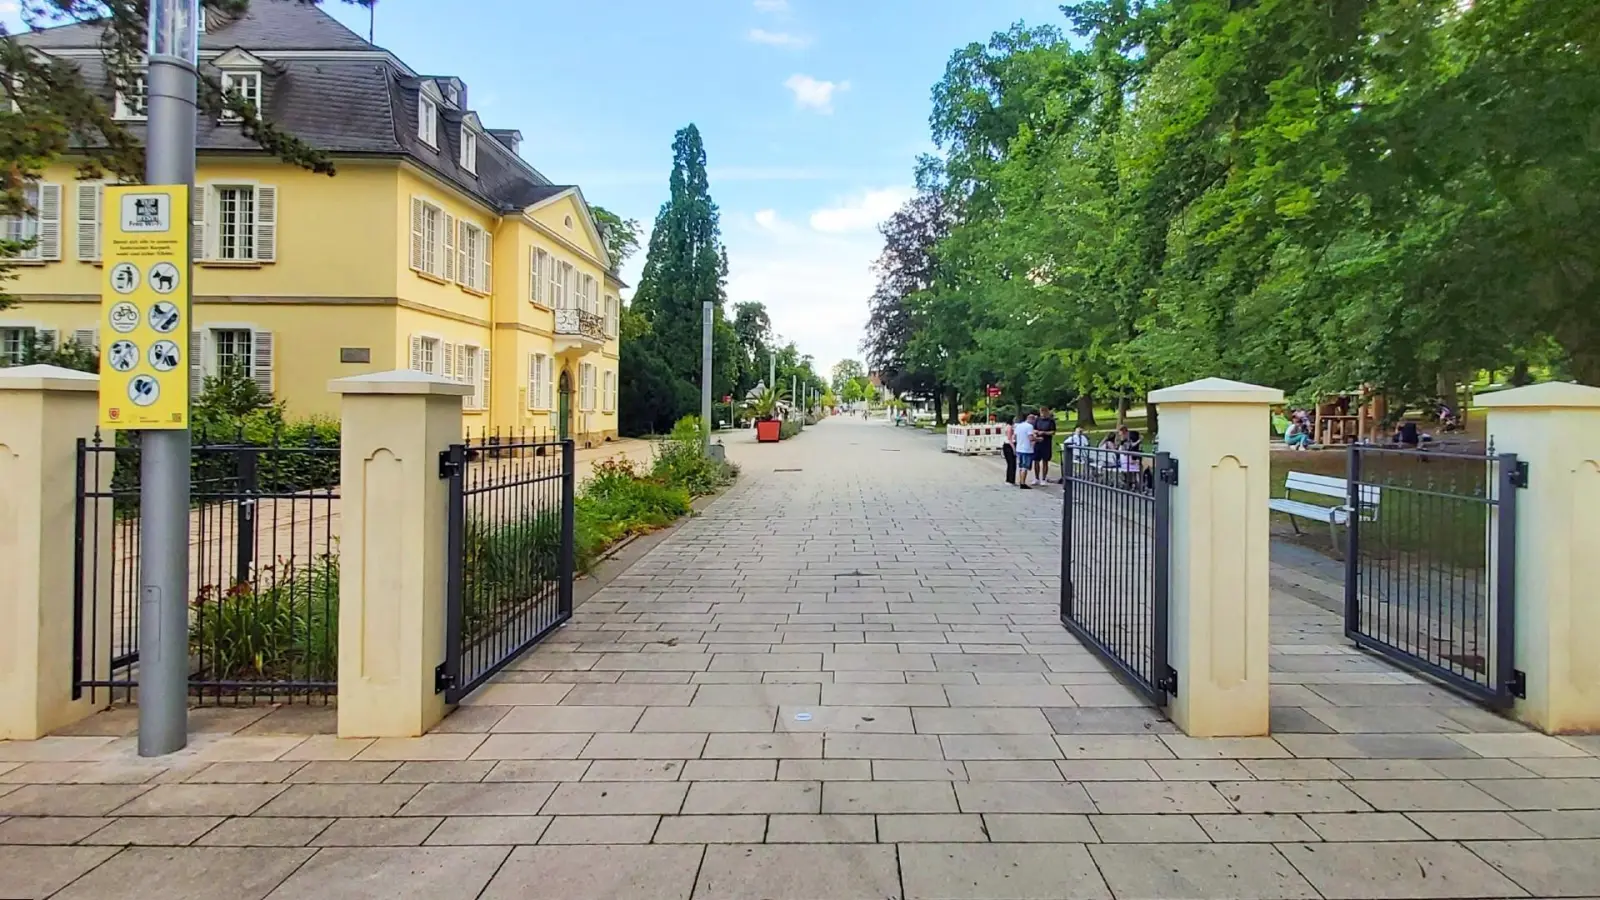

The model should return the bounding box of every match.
[0,365,111,739]
[331,370,472,738]
[1479,382,1600,734]
[1149,377,1284,737]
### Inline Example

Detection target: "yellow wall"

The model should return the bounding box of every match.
[3,157,622,439]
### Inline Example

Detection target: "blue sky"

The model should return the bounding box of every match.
[323,0,1062,373]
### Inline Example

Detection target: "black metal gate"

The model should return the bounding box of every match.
[73,431,341,705]
[438,433,575,703]
[1344,445,1524,707]
[1060,448,1177,705]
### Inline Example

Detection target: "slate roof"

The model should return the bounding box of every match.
[13,0,567,221]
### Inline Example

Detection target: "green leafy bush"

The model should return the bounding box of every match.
[779,419,803,440]
[652,416,738,496]
[189,554,339,684]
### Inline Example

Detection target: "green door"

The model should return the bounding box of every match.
[558,370,572,441]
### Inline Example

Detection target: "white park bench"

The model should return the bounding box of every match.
[1268,471,1380,552]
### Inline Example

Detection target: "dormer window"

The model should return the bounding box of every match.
[114,74,148,120]
[214,49,267,123]
[460,128,477,173]
[418,95,438,147]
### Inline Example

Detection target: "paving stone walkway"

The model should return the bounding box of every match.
[3,416,1598,898]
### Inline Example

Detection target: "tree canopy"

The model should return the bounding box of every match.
[865,0,1600,416]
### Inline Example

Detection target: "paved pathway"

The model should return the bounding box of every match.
[3,416,1598,898]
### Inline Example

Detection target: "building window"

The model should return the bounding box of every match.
[604,295,619,337]
[214,186,257,260]
[1,182,60,261]
[461,344,482,409]
[418,94,438,146]
[0,327,29,365]
[527,352,552,410]
[603,369,616,413]
[410,197,447,276]
[219,71,261,120]
[460,128,477,173]
[579,362,597,411]
[530,248,549,305]
[458,221,490,292]
[410,335,440,375]
[212,328,253,376]
[114,74,148,120]
[549,260,570,309]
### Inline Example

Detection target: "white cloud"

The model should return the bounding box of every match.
[747,28,811,49]
[808,186,913,234]
[784,74,849,114]
[753,209,781,230]
[753,0,790,12]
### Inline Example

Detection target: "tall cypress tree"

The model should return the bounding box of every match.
[622,124,729,431]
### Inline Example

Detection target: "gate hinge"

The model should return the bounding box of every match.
[434,663,455,694]
[1508,669,1527,699]
[1510,462,1529,489]
[438,450,461,480]
[1160,460,1179,486]
[1157,665,1179,696]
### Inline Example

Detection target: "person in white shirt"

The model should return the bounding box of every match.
[1064,425,1090,474]
[1012,414,1037,489]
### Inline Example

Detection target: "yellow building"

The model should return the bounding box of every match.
[1,1,623,443]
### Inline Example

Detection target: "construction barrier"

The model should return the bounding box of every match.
[945,423,1007,455]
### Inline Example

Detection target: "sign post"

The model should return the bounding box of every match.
[115,0,200,757]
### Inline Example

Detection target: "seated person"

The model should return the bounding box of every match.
[1285,419,1313,449]
[1393,420,1420,448]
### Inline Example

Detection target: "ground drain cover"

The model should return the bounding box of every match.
[774,468,803,472]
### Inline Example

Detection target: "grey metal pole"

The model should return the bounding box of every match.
[768,350,775,394]
[138,0,199,757]
[700,300,712,450]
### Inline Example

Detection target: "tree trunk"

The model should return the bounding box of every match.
[1510,360,1532,386]
[1076,394,1096,427]
[947,387,960,426]
[1116,396,1130,426]
[1145,401,1159,438]
[933,387,945,427]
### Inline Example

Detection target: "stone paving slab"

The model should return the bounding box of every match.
[3,417,1599,897]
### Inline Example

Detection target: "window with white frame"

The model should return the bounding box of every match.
[460,344,483,409]
[457,221,491,292]
[219,71,261,120]
[1,327,30,365]
[602,369,616,413]
[410,197,452,277]
[579,362,597,411]
[459,128,477,173]
[418,94,438,146]
[212,328,253,376]
[549,259,569,309]
[604,294,618,337]
[527,352,552,409]
[530,248,549,305]
[1,182,61,261]
[213,185,257,260]
[409,335,440,375]
[114,74,148,120]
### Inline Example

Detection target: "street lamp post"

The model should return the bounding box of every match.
[700,300,712,450]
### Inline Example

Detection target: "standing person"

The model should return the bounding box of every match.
[1000,415,1017,485]
[1013,413,1037,489]
[1033,406,1057,483]
[1064,425,1090,476]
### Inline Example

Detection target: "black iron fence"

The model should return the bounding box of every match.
[1060,447,1177,704]
[438,432,575,703]
[74,431,340,705]
[1344,445,1523,706]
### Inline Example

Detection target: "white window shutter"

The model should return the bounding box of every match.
[36,183,62,260]
[529,249,538,303]
[409,335,422,371]
[408,197,424,271]
[547,359,556,411]
[443,342,456,381]
[480,347,490,412]
[526,354,537,409]
[251,330,273,394]
[457,221,468,286]
[76,183,101,262]
[190,329,205,394]
[254,185,277,262]
[193,186,209,261]
[482,233,492,294]
[73,327,98,350]
[442,213,456,282]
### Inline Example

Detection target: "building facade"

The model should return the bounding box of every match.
[1,1,622,443]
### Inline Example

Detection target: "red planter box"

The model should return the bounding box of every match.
[756,419,782,442]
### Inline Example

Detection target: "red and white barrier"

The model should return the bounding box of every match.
[945,423,1007,455]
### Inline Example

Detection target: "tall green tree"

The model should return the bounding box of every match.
[591,205,641,268]
[619,124,730,434]
[830,359,865,394]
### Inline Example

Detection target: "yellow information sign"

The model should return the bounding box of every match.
[99,184,190,430]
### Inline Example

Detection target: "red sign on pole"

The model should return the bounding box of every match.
[986,385,1002,398]
[723,395,732,403]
